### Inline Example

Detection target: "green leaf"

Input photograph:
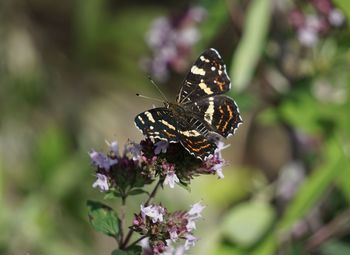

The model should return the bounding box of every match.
[222,200,275,248]
[87,200,120,238]
[230,0,272,92]
[111,245,142,255]
[321,240,350,255]
[333,0,350,21]
[127,189,148,196]
[199,1,232,50]
[104,191,122,200]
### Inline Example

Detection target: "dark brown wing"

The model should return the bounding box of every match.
[134,108,178,142]
[176,116,217,160]
[177,48,231,104]
[185,95,242,138]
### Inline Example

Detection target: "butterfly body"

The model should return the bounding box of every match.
[135,49,242,160]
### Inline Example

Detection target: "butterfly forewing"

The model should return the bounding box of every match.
[177,48,231,104]
[134,108,178,142]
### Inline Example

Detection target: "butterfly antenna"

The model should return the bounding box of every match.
[148,76,168,102]
[136,93,164,103]
[179,87,198,104]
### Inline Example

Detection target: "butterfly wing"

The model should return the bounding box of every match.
[135,107,216,160]
[176,116,217,160]
[177,48,231,104]
[185,95,242,138]
[134,108,178,142]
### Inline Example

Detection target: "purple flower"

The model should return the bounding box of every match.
[89,150,117,170]
[125,142,143,160]
[298,27,319,47]
[311,0,332,15]
[164,172,179,189]
[144,6,207,81]
[288,9,305,29]
[141,204,166,223]
[154,140,169,155]
[186,219,196,231]
[92,173,109,192]
[328,9,345,26]
[184,234,197,250]
[162,243,186,255]
[106,140,119,157]
[276,161,305,201]
[168,227,179,241]
[187,202,205,219]
[197,141,228,178]
[162,163,179,188]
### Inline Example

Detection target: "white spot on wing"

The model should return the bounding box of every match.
[145,111,155,123]
[180,130,201,137]
[161,120,176,130]
[199,82,213,95]
[200,56,210,63]
[138,116,145,124]
[204,97,215,124]
[191,66,206,76]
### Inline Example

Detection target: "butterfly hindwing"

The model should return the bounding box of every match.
[134,108,178,142]
[186,95,242,138]
[177,116,217,160]
[177,48,231,104]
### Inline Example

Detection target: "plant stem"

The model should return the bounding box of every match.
[120,180,162,249]
[145,179,162,207]
[306,208,350,251]
[125,236,147,250]
[118,197,126,246]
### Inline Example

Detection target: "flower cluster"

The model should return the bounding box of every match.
[288,0,344,47]
[89,140,154,197]
[143,6,207,81]
[89,139,228,254]
[90,139,228,193]
[133,202,205,254]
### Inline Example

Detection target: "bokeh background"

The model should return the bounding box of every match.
[1,0,350,254]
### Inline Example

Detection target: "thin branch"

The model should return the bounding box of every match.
[125,236,148,250]
[145,179,162,207]
[120,180,162,249]
[306,208,350,251]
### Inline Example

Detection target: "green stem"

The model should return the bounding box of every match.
[120,180,162,249]
[118,196,127,246]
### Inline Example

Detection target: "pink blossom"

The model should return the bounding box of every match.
[184,234,197,250]
[187,202,205,219]
[92,173,109,192]
[141,204,165,223]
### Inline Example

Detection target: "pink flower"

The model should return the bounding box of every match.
[106,140,119,157]
[141,204,166,223]
[89,150,117,170]
[184,234,197,250]
[162,163,179,188]
[92,173,109,192]
[164,171,180,189]
[154,140,169,155]
[186,219,196,231]
[187,202,205,219]
[169,227,179,241]
[329,9,345,27]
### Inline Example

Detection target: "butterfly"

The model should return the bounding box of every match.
[135,48,242,160]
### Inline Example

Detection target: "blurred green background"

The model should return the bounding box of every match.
[1,0,350,254]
